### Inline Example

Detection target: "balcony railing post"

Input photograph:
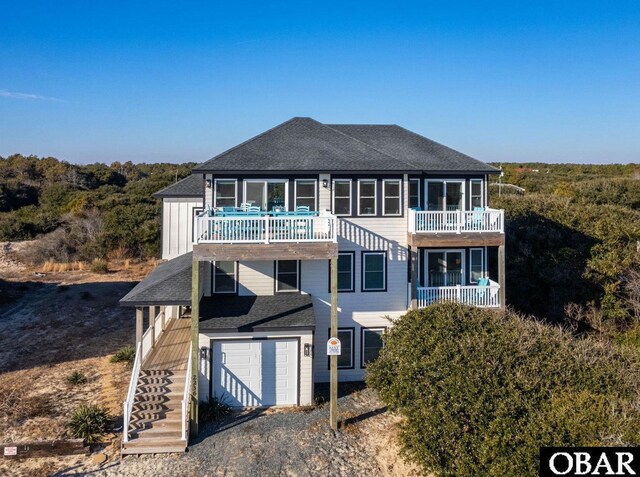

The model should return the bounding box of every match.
[456,284,461,302]
[456,210,462,234]
[264,216,270,244]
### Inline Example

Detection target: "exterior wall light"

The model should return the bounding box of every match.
[205,179,212,188]
[322,179,328,188]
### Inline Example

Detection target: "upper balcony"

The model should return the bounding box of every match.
[193,207,338,261]
[407,208,505,248]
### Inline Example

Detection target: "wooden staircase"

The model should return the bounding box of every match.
[121,369,187,454]
[121,318,191,455]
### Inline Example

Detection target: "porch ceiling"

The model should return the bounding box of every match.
[199,295,315,332]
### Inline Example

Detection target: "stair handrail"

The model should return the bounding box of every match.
[181,342,193,441]
[122,341,143,444]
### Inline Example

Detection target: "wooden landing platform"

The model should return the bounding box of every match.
[143,318,190,371]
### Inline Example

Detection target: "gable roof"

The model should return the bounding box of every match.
[192,117,498,174]
[153,174,203,198]
[119,252,193,307]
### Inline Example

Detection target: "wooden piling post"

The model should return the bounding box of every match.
[330,257,338,430]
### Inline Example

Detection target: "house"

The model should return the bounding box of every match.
[118,117,505,454]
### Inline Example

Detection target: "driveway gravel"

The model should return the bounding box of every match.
[63,385,419,477]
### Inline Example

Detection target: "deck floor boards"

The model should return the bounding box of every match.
[143,318,190,371]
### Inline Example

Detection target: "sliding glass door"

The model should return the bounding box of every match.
[243,180,287,211]
[425,250,464,286]
[425,180,465,211]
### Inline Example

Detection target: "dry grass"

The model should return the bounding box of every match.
[41,260,86,273]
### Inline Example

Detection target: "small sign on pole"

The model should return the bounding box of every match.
[327,337,341,356]
[3,447,17,456]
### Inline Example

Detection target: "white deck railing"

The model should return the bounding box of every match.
[194,212,338,244]
[181,343,193,441]
[408,208,504,234]
[122,342,142,443]
[417,280,501,308]
[140,309,171,363]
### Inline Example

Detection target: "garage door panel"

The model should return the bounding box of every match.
[213,339,298,407]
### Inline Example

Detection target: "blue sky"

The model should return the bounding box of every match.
[1,1,639,164]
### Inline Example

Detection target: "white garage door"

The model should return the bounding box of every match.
[213,339,298,407]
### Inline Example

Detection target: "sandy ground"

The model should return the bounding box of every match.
[0,244,419,477]
[0,244,154,477]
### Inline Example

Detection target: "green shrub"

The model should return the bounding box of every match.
[109,345,135,365]
[66,371,88,385]
[199,396,232,422]
[90,258,109,274]
[67,404,111,443]
[366,303,640,477]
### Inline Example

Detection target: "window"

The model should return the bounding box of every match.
[213,261,236,294]
[383,179,401,215]
[358,179,377,215]
[275,260,299,293]
[192,207,204,242]
[214,180,237,207]
[470,248,484,283]
[333,179,351,215]
[471,179,484,209]
[327,328,354,369]
[329,252,355,292]
[294,179,317,210]
[409,179,420,209]
[426,180,464,211]
[362,251,386,291]
[361,328,385,367]
[426,250,464,286]
[244,180,287,211]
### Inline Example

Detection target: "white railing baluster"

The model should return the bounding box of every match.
[415,283,501,308]
[182,342,193,441]
[122,341,143,443]
[410,209,504,234]
[194,213,337,244]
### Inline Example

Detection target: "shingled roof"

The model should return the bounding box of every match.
[199,295,315,332]
[192,117,498,174]
[120,253,193,307]
[153,174,203,198]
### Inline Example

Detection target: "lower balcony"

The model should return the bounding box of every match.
[416,280,501,308]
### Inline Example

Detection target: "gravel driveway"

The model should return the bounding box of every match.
[67,385,418,477]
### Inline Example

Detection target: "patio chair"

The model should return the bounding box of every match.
[240,202,252,211]
[295,205,310,213]
[470,207,485,230]
[475,277,490,306]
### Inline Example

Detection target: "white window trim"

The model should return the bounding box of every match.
[409,178,421,209]
[469,247,485,284]
[294,179,317,211]
[382,179,402,216]
[214,179,237,208]
[337,252,355,292]
[425,179,466,211]
[470,179,484,209]
[424,249,466,286]
[332,179,352,216]
[361,327,386,368]
[242,179,289,211]
[362,251,386,291]
[337,328,354,369]
[213,261,237,294]
[275,260,300,293]
[357,179,377,216]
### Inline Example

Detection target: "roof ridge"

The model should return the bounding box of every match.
[193,117,311,171]
[321,123,422,170]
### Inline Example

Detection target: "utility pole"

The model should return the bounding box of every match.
[329,257,338,430]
